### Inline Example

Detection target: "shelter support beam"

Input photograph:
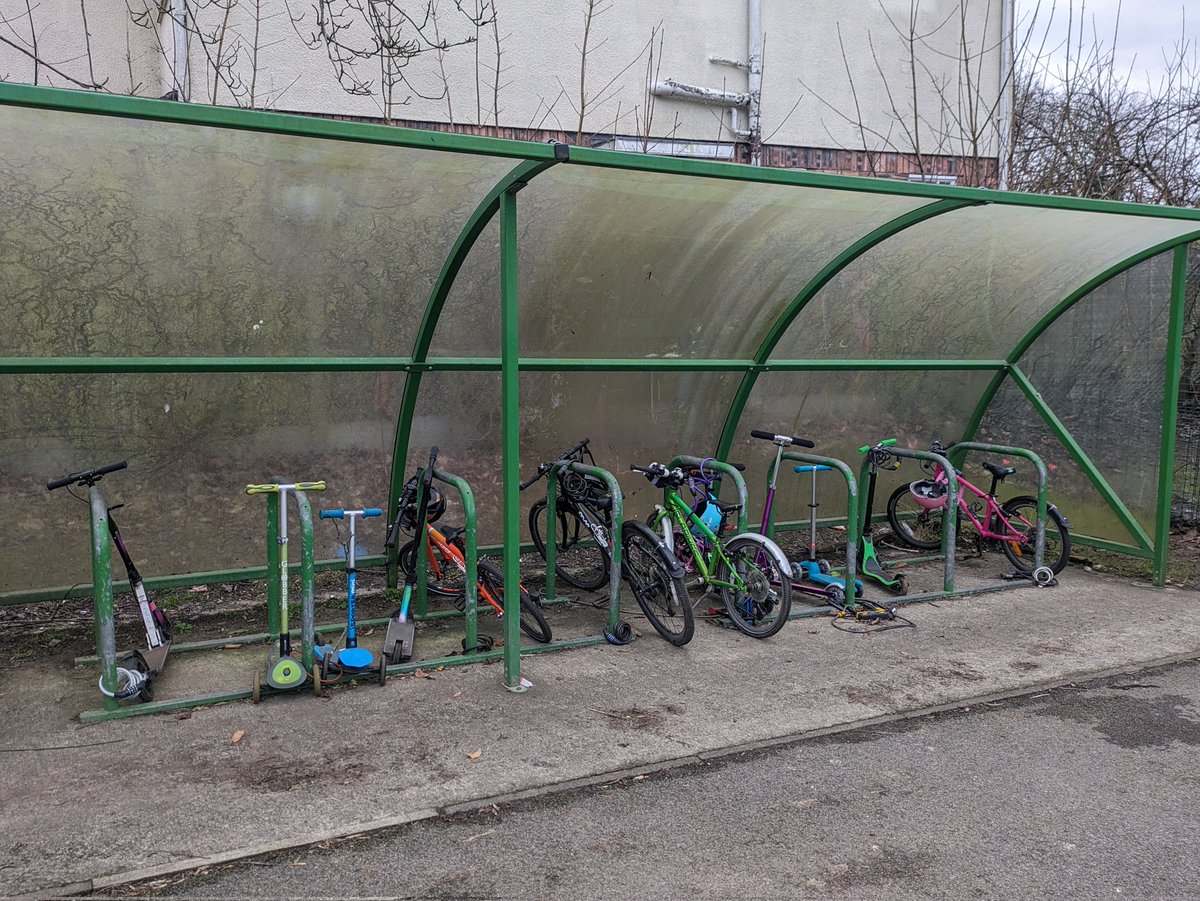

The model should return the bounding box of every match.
[1154,245,1189,584]
[1008,364,1152,552]
[500,186,524,691]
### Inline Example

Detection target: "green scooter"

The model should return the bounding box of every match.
[857,440,908,595]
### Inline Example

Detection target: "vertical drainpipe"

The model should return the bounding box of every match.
[996,0,1014,189]
[748,0,763,166]
[162,0,190,100]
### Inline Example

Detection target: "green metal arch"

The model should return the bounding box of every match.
[959,229,1200,447]
[386,157,559,571]
[713,198,977,462]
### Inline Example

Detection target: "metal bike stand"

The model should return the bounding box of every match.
[951,442,1050,575]
[543,460,625,638]
[668,455,750,535]
[416,467,481,653]
[765,451,861,612]
[860,447,960,595]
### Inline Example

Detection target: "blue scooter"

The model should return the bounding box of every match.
[318,506,383,672]
[789,463,864,604]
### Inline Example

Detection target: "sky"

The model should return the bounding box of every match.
[1018,0,1198,89]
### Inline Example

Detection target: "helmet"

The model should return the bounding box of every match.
[399,479,447,527]
[690,496,724,536]
[908,479,947,510]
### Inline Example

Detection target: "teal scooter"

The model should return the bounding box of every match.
[790,463,863,601]
[857,440,908,595]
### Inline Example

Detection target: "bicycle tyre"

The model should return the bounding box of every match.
[529,499,611,591]
[397,538,467,600]
[715,535,792,639]
[998,496,1071,575]
[620,520,693,646]
[477,559,553,643]
[886,483,947,551]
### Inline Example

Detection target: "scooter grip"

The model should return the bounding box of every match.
[295,481,326,492]
[245,483,280,495]
[362,508,383,517]
[794,465,834,473]
[319,509,345,519]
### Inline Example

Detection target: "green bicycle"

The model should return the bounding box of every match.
[633,461,792,639]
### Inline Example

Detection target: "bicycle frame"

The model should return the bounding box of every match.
[930,467,1028,542]
[657,490,743,593]
[422,524,506,616]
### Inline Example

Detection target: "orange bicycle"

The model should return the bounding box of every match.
[385,471,552,644]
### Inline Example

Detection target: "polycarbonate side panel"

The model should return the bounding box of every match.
[729,369,996,529]
[977,254,1173,544]
[0,371,400,593]
[506,166,931,360]
[0,103,516,358]
[773,204,1196,360]
[402,370,738,542]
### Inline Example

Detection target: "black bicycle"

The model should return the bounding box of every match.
[522,439,693,646]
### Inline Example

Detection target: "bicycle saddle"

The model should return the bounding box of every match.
[442,525,466,546]
[982,461,1016,480]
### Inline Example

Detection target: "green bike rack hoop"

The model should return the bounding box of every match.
[767,451,861,602]
[862,446,959,593]
[667,455,750,535]
[544,461,624,636]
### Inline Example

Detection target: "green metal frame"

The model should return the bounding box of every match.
[5,79,1200,634]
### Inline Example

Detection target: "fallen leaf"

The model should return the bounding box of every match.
[413,669,434,680]
[466,749,482,760]
[190,585,210,593]
[222,644,242,650]
[453,691,463,699]
[231,730,245,744]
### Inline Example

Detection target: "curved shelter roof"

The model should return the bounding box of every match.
[1,82,1196,601]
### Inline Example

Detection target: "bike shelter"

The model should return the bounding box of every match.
[1,83,1197,721]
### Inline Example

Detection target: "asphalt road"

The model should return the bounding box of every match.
[119,660,1200,900]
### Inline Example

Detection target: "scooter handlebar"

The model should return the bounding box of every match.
[858,438,898,455]
[750,429,816,448]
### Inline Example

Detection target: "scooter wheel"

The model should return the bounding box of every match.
[894,573,909,596]
[825,585,846,608]
[138,677,155,703]
[251,671,262,704]
[312,662,322,698]
[817,559,832,575]
[377,657,388,687]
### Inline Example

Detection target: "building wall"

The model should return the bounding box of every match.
[0,0,1005,170]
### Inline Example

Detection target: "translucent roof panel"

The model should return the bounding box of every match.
[0,103,516,358]
[773,204,1197,361]
[977,252,1173,544]
[729,368,997,528]
[508,166,932,360]
[1,371,399,594]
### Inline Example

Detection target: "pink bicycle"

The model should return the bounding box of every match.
[885,441,1070,576]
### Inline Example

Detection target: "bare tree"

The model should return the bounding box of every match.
[291,0,494,123]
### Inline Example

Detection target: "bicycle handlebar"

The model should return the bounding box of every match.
[47,460,127,491]
[750,429,816,449]
[520,437,591,490]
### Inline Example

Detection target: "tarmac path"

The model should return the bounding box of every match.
[122,658,1200,899]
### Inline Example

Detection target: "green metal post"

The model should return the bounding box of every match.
[550,460,625,633]
[266,491,281,640]
[952,442,1050,571]
[774,451,860,599]
[89,486,118,711]
[1154,245,1189,584]
[500,186,524,692]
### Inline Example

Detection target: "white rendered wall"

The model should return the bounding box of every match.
[0,0,1004,156]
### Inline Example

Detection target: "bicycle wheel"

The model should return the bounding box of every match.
[715,535,792,639]
[477,559,553,643]
[998,496,1071,574]
[886,483,949,550]
[397,538,467,602]
[620,521,693,646]
[529,499,611,591]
